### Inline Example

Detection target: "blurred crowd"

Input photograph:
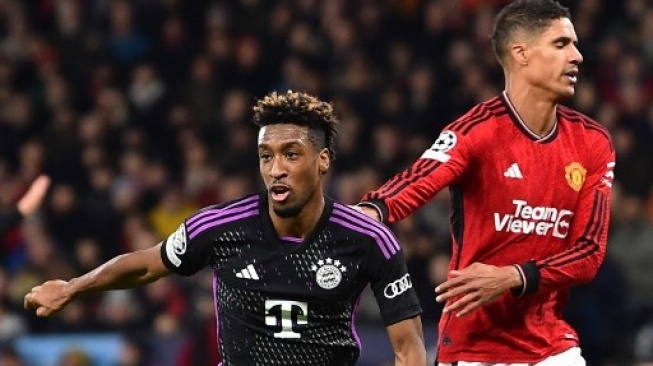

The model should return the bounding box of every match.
[0,0,652,365]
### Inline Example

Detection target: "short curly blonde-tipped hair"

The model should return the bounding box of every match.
[253,90,339,160]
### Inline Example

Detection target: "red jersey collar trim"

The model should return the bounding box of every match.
[500,91,559,144]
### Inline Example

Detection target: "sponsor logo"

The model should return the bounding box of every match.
[384,273,413,299]
[494,199,573,238]
[503,163,523,179]
[565,162,586,191]
[311,258,346,290]
[421,130,457,162]
[236,264,259,280]
[165,223,187,267]
[265,300,308,338]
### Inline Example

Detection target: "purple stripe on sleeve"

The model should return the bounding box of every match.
[189,210,259,239]
[334,204,401,251]
[187,202,259,234]
[332,207,400,254]
[187,195,258,226]
[329,217,390,259]
[333,204,400,252]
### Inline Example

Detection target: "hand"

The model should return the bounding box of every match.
[24,280,73,317]
[17,175,51,217]
[434,263,522,317]
[349,204,381,221]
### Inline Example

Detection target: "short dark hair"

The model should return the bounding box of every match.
[252,90,339,160]
[491,0,571,64]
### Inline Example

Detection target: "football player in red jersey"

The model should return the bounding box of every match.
[357,0,615,365]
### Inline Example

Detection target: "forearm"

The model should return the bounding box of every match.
[393,343,427,366]
[512,240,605,296]
[67,247,169,299]
[388,317,427,366]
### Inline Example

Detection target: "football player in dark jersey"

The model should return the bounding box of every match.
[24,91,426,366]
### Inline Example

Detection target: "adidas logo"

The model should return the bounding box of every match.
[503,163,523,179]
[236,264,260,280]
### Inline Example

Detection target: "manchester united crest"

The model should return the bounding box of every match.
[565,162,586,192]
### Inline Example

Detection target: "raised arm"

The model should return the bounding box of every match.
[24,243,171,317]
[17,175,51,217]
[387,316,427,366]
[0,175,50,235]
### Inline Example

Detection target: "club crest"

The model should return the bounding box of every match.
[311,258,346,290]
[565,162,586,192]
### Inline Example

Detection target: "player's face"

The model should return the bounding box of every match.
[524,18,583,100]
[258,124,329,218]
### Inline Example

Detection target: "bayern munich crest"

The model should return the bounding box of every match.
[311,258,346,290]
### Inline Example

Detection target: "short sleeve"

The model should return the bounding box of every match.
[368,235,422,326]
[160,222,213,276]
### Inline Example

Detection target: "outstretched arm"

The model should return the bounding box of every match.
[387,316,427,365]
[359,115,485,223]
[24,243,171,317]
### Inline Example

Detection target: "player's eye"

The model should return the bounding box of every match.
[259,153,272,162]
[285,151,299,159]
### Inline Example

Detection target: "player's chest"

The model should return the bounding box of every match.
[476,137,587,205]
[214,234,368,298]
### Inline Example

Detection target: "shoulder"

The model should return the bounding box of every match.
[558,105,613,149]
[433,97,504,155]
[330,202,401,259]
[444,96,505,137]
[185,193,261,240]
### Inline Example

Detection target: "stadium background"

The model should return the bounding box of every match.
[0,0,652,365]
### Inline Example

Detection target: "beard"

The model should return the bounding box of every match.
[270,187,317,218]
[272,203,304,218]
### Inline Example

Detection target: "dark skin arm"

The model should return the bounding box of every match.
[387,316,427,365]
[24,243,171,317]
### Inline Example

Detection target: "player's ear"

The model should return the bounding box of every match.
[318,148,330,175]
[510,43,528,66]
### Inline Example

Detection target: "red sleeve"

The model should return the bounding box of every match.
[517,132,615,294]
[360,104,489,222]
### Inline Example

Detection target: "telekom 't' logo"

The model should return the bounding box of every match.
[264,300,308,338]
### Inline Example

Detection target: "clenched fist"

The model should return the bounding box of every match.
[23,280,72,317]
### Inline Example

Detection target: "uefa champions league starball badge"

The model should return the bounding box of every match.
[311,258,346,290]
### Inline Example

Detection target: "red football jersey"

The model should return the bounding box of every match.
[361,92,615,363]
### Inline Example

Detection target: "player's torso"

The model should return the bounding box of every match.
[211,203,372,365]
[456,114,587,266]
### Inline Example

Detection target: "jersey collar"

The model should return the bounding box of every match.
[260,192,334,248]
[500,91,559,144]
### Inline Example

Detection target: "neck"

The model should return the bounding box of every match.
[505,76,558,137]
[269,192,325,239]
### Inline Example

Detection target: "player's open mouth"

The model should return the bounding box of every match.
[270,185,290,202]
[564,69,578,83]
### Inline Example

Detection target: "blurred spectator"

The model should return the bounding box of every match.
[0,346,25,366]
[57,348,92,366]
